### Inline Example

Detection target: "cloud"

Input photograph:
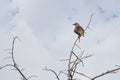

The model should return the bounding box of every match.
[96,34,120,54]
[0,0,120,80]
[88,0,120,21]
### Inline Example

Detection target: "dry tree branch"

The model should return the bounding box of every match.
[70,51,84,68]
[68,40,93,80]
[84,13,95,31]
[60,69,91,80]
[58,70,68,76]
[43,67,60,80]
[60,59,69,61]
[71,38,79,51]
[68,38,78,80]
[75,44,81,51]
[67,13,95,80]
[91,67,120,80]
[0,64,14,70]
[81,54,94,60]
[11,36,28,80]
[68,51,73,80]
[27,75,38,80]
[71,62,78,78]
[0,36,29,80]
[70,52,93,80]
[71,70,91,79]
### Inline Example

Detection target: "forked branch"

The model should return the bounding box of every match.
[67,36,93,80]
[0,36,28,80]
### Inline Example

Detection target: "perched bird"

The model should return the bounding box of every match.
[73,23,84,41]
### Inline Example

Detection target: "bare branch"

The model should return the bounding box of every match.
[27,75,38,80]
[3,57,12,60]
[75,44,81,51]
[0,64,14,70]
[10,36,28,80]
[58,70,68,76]
[91,67,120,80]
[71,51,84,67]
[84,13,95,31]
[67,37,80,80]
[0,36,29,80]
[71,62,78,78]
[71,71,91,79]
[61,70,91,80]
[81,54,94,59]
[43,67,60,80]
[11,36,19,65]
[71,38,79,51]
[68,51,73,80]
[60,59,69,61]
[67,35,93,80]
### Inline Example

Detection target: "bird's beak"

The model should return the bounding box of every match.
[73,23,75,25]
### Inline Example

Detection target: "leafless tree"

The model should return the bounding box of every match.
[43,14,120,80]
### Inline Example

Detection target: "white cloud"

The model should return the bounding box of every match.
[85,0,120,21]
[0,0,120,80]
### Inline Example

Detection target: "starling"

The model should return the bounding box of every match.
[73,23,84,41]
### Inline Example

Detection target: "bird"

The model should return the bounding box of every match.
[73,23,84,42]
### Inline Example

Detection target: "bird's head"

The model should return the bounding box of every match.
[73,23,80,26]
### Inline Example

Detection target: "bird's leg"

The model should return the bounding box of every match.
[78,36,80,42]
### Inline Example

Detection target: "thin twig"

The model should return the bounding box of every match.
[75,44,81,51]
[71,38,79,51]
[71,62,78,78]
[3,57,12,60]
[81,54,94,59]
[71,51,84,67]
[60,59,69,61]
[72,71,91,79]
[84,13,95,31]
[91,67,120,80]
[43,67,60,80]
[58,70,68,76]
[0,64,14,70]
[27,75,38,80]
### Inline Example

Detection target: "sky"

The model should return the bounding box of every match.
[0,0,120,80]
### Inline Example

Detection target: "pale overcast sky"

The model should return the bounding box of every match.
[0,0,120,80]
